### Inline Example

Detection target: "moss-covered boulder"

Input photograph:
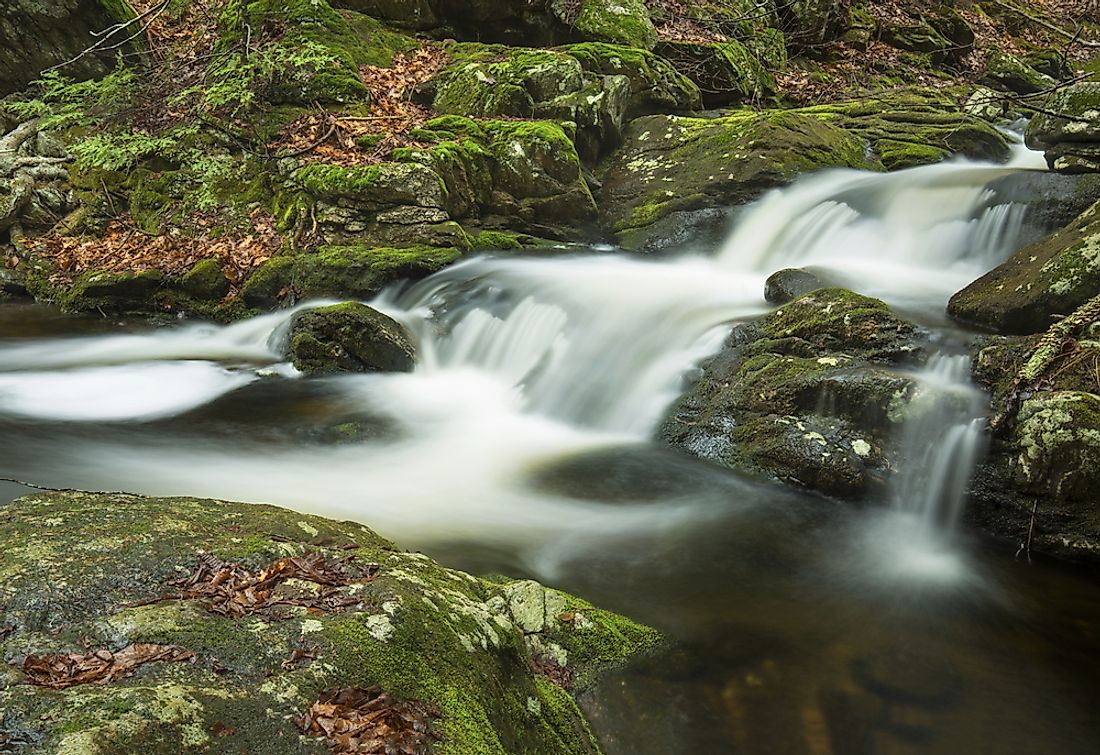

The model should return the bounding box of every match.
[288,301,416,375]
[0,1,137,97]
[659,289,924,498]
[780,0,850,51]
[571,0,657,50]
[795,90,1013,169]
[240,245,462,308]
[0,492,660,753]
[561,43,702,119]
[598,111,867,250]
[967,334,1100,563]
[947,200,1100,334]
[1025,82,1100,173]
[653,40,777,108]
[981,51,1056,96]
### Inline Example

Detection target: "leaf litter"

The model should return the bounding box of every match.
[296,686,441,755]
[17,643,195,690]
[172,550,380,618]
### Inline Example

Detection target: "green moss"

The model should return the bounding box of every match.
[876,138,948,170]
[470,231,533,250]
[560,42,701,116]
[295,164,383,196]
[573,0,657,50]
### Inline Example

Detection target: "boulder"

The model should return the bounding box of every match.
[0,120,77,237]
[0,0,137,97]
[967,330,1100,563]
[561,42,702,119]
[1025,82,1100,173]
[599,111,867,250]
[780,0,851,52]
[764,268,823,304]
[948,200,1100,334]
[288,301,416,375]
[982,51,1056,95]
[653,40,776,108]
[0,491,659,753]
[240,245,462,309]
[659,289,924,498]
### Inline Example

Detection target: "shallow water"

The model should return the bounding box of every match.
[2,143,1099,753]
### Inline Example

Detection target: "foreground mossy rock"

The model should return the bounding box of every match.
[659,289,923,498]
[241,245,462,308]
[599,111,867,250]
[1026,82,1100,173]
[0,492,659,753]
[968,335,1100,562]
[0,1,136,97]
[948,200,1100,334]
[289,302,416,375]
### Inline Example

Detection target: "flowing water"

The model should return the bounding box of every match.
[3,142,1100,753]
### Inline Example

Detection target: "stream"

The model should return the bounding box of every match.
[2,139,1100,754]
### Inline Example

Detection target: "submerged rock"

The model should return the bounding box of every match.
[0,492,659,753]
[660,289,923,498]
[947,200,1100,334]
[288,302,416,375]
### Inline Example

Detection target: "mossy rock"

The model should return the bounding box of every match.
[175,258,231,301]
[795,90,1013,169]
[780,0,851,51]
[0,492,660,753]
[982,51,1056,96]
[653,40,777,108]
[560,42,702,118]
[879,20,951,65]
[288,301,416,375]
[240,245,463,308]
[572,0,657,50]
[659,289,923,498]
[1025,81,1100,173]
[947,200,1100,335]
[598,110,868,249]
[54,268,165,314]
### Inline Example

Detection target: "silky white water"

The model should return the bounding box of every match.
[0,142,1042,572]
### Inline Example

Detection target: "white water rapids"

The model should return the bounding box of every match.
[0,142,1045,574]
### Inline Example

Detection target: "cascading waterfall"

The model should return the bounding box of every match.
[891,353,988,533]
[0,141,1044,566]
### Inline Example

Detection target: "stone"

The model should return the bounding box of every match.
[948,200,1100,335]
[764,268,823,304]
[1025,82,1100,173]
[659,289,923,498]
[288,302,416,375]
[0,491,660,753]
[653,40,776,108]
[982,51,1056,96]
[0,1,137,97]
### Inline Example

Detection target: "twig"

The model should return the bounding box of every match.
[0,476,141,497]
[275,120,337,159]
[1015,498,1040,563]
[45,0,172,73]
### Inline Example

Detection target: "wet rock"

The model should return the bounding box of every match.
[0,491,659,753]
[985,171,1100,237]
[288,302,416,375]
[947,200,1100,335]
[1025,82,1100,173]
[599,111,867,250]
[660,289,924,498]
[764,268,823,305]
[967,334,1100,563]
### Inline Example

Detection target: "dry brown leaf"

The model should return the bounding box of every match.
[18,644,195,689]
[296,686,441,754]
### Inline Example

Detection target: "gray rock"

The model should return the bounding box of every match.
[288,302,417,375]
[764,268,823,305]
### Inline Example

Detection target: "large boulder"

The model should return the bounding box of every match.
[653,40,777,108]
[780,0,851,51]
[1025,82,1100,173]
[0,491,659,753]
[968,330,1100,563]
[982,51,1056,96]
[0,0,136,97]
[948,200,1100,334]
[288,301,416,375]
[598,111,867,250]
[659,289,924,498]
[0,120,76,237]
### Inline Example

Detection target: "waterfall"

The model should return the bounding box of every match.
[891,354,988,533]
[0,143,1043,555]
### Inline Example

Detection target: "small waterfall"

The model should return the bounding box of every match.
[891,353,988,533]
